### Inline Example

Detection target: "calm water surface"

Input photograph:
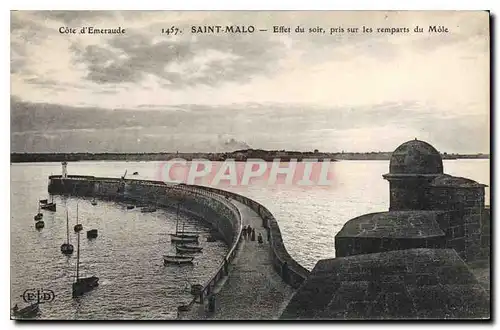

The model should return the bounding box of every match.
[11,163,228,320]
[10,159,489,318]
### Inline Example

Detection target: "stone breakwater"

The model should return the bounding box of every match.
[48,175,307,318]
[48,175,243,310]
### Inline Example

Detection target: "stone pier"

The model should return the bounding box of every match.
[182,199,295,320]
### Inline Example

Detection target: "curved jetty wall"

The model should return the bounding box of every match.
[48,175,243,306]
[191,185,310,288]
[48,175,309,289]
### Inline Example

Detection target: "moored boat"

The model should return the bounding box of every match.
[170,203,199,243]
[127,205,135,210]
[73,276,99,297]
[12,302,40,319]
[41,202,56,212]
[170,232,199,239]
[86,229,98,239]
[61,209,74,255]
[72,231,99,298]
[163,254,194,265]
[40,196,56,211]
[34,203,43,221]
[171,235,199,244]
[74,204,83,232]
[176,245,203,253]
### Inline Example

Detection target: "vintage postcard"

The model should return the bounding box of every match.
[10,10,490,320]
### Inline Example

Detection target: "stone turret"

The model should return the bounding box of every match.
[337,138,489,262]
[283,139,490,320]
[383,139,443,211]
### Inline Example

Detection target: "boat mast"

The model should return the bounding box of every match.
[176,203,180,234]
[76,204,79,225]
[76,232,80,282]
[66,209,70,244]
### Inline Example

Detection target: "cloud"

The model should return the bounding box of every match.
[10,98,489,153]
[10,11,490,153]
[69,27,285,87]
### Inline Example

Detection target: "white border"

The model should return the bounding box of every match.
[3,1,498,329]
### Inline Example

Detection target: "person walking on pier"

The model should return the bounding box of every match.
[251,228,256,241]
[246,225,252,239]
[267,229,271,242]
[257,233,263,244]
[242,226,247,239]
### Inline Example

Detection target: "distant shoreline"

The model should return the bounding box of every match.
[10,151,490,163]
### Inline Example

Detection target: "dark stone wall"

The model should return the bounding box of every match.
[480,207,491,260]
[429,186,485,261]
[335,211,447,258]
[387,177,435,211]
[336,235,446,258]
[280,249,490,320]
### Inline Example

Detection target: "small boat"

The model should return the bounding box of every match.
[132,171,139,175]
[61,209,74,255]
[40,196,56,211]
[91,198,97,206]
[170,203,200,243]
[72,231,99,298]
[35,221,44,229]
[171,236,199,244]
[73,276,99,297]
[12,302,40,319]
[171,233,199,239]
[41,203,56,211]
[39,199,48,204]
[176,245,203,253]
[141,206,156,213]
[34,203,43,221]
[126,205,135,210]
[87,229,98,239]
[163,254,194,265]
[74,204,83,232]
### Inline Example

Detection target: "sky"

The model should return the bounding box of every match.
[10,11,490,153]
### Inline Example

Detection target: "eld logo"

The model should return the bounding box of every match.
[20,288,56,304]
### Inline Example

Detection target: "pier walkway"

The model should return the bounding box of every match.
[184,199,295,320]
